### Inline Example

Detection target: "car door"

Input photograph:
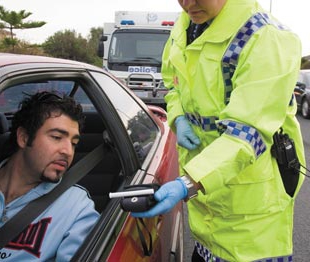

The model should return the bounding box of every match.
[0,65,182,262]
[71,70,182,262]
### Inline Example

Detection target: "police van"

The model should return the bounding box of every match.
[98,11,180,108]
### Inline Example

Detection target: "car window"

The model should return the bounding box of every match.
[0,76,126,214]
[90,71,159,163]
[0,80,94,114]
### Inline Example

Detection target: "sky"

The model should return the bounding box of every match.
[1,0,309,56]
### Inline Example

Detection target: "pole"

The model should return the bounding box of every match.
[269,0,273,13]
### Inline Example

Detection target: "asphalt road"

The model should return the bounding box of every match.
[293,114,310,261]
[183,114,310,262]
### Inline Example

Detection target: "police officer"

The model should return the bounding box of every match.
[132,0,305,261]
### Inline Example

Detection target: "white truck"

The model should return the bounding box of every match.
[97,11,180,108]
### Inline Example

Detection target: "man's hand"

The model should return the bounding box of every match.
[175,116,201,150]
[131,178,188,218]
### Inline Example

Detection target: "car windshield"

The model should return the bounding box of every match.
[108,31,169,64]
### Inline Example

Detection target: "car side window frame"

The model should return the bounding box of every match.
[89,70,161,169]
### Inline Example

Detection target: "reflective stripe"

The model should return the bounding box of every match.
[217,120,266,158]
[185,113,218,131]
[185,114,267,158]
[254,256,293,262]
[222,13,289,104]
[196,241,293,262]
[195,242,227,262]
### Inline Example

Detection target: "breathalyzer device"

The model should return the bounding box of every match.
[109,184,160,212]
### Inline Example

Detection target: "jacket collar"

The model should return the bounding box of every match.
[171,0,260,46]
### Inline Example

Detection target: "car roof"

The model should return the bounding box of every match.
[0,52,98,70]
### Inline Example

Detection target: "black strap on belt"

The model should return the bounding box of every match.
[0,143,105,249]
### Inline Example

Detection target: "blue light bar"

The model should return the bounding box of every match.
[120,20,135,25]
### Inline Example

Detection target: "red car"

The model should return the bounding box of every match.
[0,53,183,261]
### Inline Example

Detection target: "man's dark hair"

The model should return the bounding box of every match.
[9,91,85,153]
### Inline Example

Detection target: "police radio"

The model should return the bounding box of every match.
[271,128,300,196]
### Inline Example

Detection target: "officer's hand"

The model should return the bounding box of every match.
[175,115,201,150]
[131,178,188,218]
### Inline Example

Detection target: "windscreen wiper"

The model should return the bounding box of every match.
[111,57,161,66]
[132,57,161,64]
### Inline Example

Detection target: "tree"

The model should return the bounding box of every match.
[87,27,103,67]
[0,5,46,51]
[43,28,103,66]
[43,30,92,63]
[301,56,310,69]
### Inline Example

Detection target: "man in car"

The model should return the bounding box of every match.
[132,0,305,261]
[0,91,99,261]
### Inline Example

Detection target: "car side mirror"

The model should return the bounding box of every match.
[97,35,108,58]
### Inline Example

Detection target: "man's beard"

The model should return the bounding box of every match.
[40,171,61,183]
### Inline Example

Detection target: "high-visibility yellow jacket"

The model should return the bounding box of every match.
[162,0,305,260]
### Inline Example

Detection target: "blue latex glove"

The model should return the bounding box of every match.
[175,115,201,150]
[131,178,188,218]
